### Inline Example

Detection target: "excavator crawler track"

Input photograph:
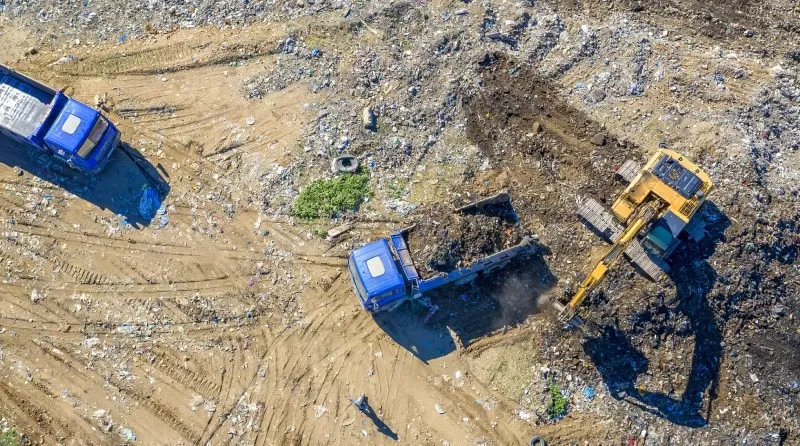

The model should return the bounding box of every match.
[577,197,623,242]
[616,160,641,183]
[624,239,668,281]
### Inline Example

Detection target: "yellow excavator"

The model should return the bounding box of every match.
[553,148,713,325]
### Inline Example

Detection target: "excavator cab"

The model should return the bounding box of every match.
[643,223,674,256]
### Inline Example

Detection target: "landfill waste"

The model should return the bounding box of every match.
[50,55,77,65]
[155,203,169,229]
[405,203,522,278]
[119,427,136,442]
[138,187,160,220]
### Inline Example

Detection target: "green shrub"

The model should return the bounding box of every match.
[546,383,568,418]
[0,429,20,446]
[292,170,371,219]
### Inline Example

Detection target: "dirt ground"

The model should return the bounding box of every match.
[0,0,799,445]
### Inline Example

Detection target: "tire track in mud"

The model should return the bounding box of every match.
[6,220,205,256]
[223,278,384,443]
[0,316,254,339]
[0,380,65,440]
[202,279,356,443]
[198,330,268,445]
[0,339,115,445]
[2,205,404,444]
[247,271,522,445]
[150,350,223,398]
[32,333,229,445]
[2,223,269,294]
[51,40,279,77]
[3,231,116,285]
[48,333,218,444]
[108,373,205,444]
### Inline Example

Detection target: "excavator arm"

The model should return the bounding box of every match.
[557,200,663,323]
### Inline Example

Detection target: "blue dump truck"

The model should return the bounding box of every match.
[348,193,536,313]
[0,64,119,174]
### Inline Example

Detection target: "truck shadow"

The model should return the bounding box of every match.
[584,201,730,427]
[0,137,169,228]
[374,248,556,363]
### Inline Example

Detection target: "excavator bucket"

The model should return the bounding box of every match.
[577,197,623,242]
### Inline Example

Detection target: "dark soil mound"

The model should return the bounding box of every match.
[406,204,522,279]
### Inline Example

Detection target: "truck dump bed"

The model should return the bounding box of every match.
[0,65,55,138]
[403,193,524,280]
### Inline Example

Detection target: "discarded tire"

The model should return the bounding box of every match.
[332,155,359,173]
[530,436,548,446]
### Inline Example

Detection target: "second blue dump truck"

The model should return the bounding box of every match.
[348,193,536,313]
[0,64,120,174]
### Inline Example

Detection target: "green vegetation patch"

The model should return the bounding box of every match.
[546,383,568,418]
[292,170,371,219]
[0,429,21,446]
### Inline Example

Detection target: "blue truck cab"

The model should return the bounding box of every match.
[348,193,536,313]
[349,238,409,312]
[0,64,120,174]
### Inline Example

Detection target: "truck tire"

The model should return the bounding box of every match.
[332,155,359,173]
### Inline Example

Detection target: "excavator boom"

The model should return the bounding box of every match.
[558,200,663,322]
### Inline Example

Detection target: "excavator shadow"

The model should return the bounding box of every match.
[584,201,730,427]
[374,247,556,363]
[0,136,170,228]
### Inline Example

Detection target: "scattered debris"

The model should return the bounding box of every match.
[326,223,353,240]
[119,427,136,442]
[362,107,376,131]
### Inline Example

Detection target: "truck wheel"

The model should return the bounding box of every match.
[35,152,54,168]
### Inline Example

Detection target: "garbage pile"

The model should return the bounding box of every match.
[405,204,522,279]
